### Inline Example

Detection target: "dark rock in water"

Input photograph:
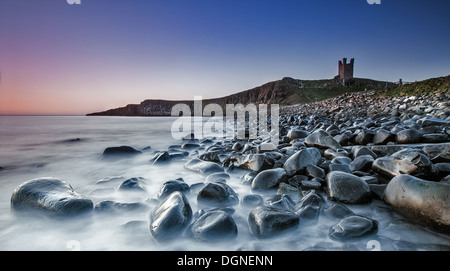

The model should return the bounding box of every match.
[383,174,450,234]
[325,171,372,204]
[151,151,170,164]
[102,146,141,156]
[11,178,93,217]
[248,206,300,239]
[396,129,423,144]
[373,129,396,145]
[324,148,349,160]
[323,203,354,220]
[277,182,301,202]
[157,178,190,200]
[181,143,200,150]
[300,179,322,191]
[329,215,378,241]
[241,194,264,207]
[94,200,148,214]
[199,152,221,163]
[349,155,374,172]
[305,129,341,149]
[206,172,230,183]
[118,177,147,192]
[184,158,224,175]
[294,190,322,223]
[283,147,322,175]
[197,182,239,207]
[331,156,352,165]
[149,191,192,243]
[267,194,296,210]
[251,168,288,191]
[241,171,257,185]
[372,149,437,181]
[187,210,238,242]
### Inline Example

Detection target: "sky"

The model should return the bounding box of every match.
[0,0,449,115]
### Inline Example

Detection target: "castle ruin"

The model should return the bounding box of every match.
[337,58,354,85]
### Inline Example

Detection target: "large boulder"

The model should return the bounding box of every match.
[329,215,378,241]
[305,129,341,149]
[102,146,141,157]
[372,149,437,181]
[251,168,288,191]
[248,206,300,239]
[149,191,192,242]
[383,174,450,234]
[11,178,93,217]
[184,158,224,175]
[197,182,239,207]
[187,210,238,242]
[283,148,322,175]
[157,178,190,200]
[325,171,372,204]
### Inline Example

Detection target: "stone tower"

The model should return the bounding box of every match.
[337,58,354,84]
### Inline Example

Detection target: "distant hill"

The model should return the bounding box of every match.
[87,77,395,116]
[380,75,450,97]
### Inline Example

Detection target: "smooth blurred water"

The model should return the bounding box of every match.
[0,116,449,251]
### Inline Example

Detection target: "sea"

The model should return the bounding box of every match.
[0,116,449,251]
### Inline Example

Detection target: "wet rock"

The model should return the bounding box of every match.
[422,144,450,163]
[328,163,352,174]
[349,155,374,172]
[94,200,148,214]
[396,129,423,144]
[283,147,322,175]
[187,210,238,242]
[305,129,341,149]
[157,178,190,200]
[241,171,257,185]
[197,182,239,207]
[323,203,354,220]
[354,130,375,145]
[373,129,396,145]
[11,178,93,217]
[149,192,192,242]
[329,215,378,241]
[372,149,437,180]
[324,148,349,159]
[102,146,141,157]
[300,179,322,191]
[287,128,310,141]
[237,154,274,172]
[277,182,301,202]
[251,168,288,191]
[118,177,147,192]
[151,151,171,164]
[206,172,230,183]
[267,194,296,210]
[352,146,377,159]
[294,190,322,223]
[325,171,372,204]
[383,174,450,234]
[248,206,300,239]
[422,133,448,143]
[184,158,224,175]
[306,164,325,179]
[241,194,264,207]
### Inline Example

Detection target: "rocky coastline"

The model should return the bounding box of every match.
[11,89,450,250]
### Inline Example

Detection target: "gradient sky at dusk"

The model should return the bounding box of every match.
[0,0,449,115]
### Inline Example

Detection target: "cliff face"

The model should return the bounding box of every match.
[87,77,393,116]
